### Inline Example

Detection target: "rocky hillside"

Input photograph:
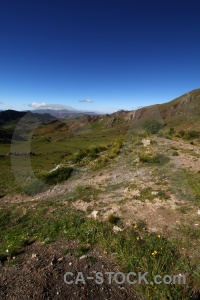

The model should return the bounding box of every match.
[87,89,200,130]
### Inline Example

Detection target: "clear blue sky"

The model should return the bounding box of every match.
[0,0,200,113]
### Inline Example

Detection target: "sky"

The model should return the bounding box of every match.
[0,0,200,113]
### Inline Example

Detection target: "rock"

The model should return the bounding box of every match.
[50,164,64,173]
[142,139,152,147]
[79,255,88,260]
[134,158,140,163]
[151,191,158,196]
[113,226,123,233]
[91,210,98,219]
[58,257,64,262]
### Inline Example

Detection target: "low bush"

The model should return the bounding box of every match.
[41,166,73,185]
[178,130,186,138]
[143,120,164,134]
[186,130,200,140]
[168,127,175,136]
[71,149,89,163]
[178,130,200,140]
[71,144,108,164]
[107,214,120,224]
[172,151,179,156]
[139,152,170,164]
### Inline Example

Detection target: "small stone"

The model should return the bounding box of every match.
[152,191,158,196]
[134,158,140,163]
[142,139,152,147]
[79,255,88,260]
[91,210,98,219]
[113,226,124,233]
[58,257,64,262]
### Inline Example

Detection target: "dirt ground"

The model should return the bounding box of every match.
[0,240,140,300]
[1,136,200,299]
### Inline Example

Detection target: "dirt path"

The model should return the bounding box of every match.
[1,136,200,299]
[2,136,199,234]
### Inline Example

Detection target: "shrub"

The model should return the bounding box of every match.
[42,166,73,185]
[92,156,109,170]
[71,145,108,164]
[169,127,175,136]
[107,214,120,224]
[139,152,170,164]
[186,130,200,140]
[136,187,154,201]
[172,151,179,156]
[0,253,8,263]
[178,130,186,138]
[171,145,178,150]
[71,149,88,163]
[76,243,91,257]
[108,136,124,158]
[142,120,164,134]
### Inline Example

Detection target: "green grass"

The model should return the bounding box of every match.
[172,151,179,156]
[74,184,101,202]
[139,152,170,164]
[135,187,168,202]
[0,121,125,194]
[70,136,124,168]
[170,170,200,205]
[0,112,128,195]
[136,187,154,201]
[41,166,73,185]
[0,201,199,299]
[70,144,108,164]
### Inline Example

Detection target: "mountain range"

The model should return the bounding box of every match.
[1,88,200,131]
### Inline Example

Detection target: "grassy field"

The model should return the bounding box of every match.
[0,199,198,300]
[0,118,127,195]
[0,117,200,299]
